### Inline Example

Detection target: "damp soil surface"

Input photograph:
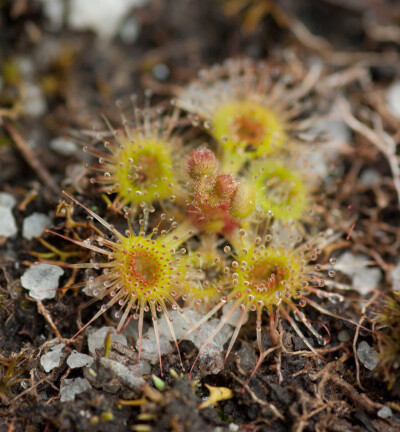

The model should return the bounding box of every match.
[1,1,400,431]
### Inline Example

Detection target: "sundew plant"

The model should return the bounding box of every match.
[43,58,359,383]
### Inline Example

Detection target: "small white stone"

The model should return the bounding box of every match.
[338,330,350,343]
[298,103,351,179]
[138,329,172,364]
[87,326,127,355]
[356,341,380,371]
[39,0,65,31]
[68,0,148,40]
[229,424,240,432]
[127,359,151,376]
[50,137,78,156]
[159,308,233,350]
[22,212,52,240]
[67,350,94,369]
[119,17,140,43]
[60,378,91,402]
[0,192,16,209]
[311,117,351,144]
[40,343,65,372]
[335,252,381,295]
[152,64,170,81]
[360,169,379,187]
[390,260,400,293]
[222,302,249,327]
[307,104,350,151]
[0,207,18,238]
[99,358,145,390]
[21,263,64,300]
[197,318,232,356]
[336,252,365,278]
[155,308,233,374]
[156,308,202,341]
[377,406,393,419]
[386,81,400,118]
[303,149,329,179]
[353,268,381,295]
[131,308,233,373]
[23,83,47,117]
[15,57,34,79]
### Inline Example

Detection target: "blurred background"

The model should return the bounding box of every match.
[1,0,400,196]
[1,0,399,129]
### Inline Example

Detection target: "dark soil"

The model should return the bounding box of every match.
[1,1,400,431]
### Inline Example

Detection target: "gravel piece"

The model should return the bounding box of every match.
[359,169,379,187]
[127,360,151,376]
[60,378,91,402]
[336,252,381,295]
[87,326,127,355]
[222,302,249,327]
[130,307,234,374]
[0,207,18,238]
[40,343,65,372]
[338,330,351,343]
[377,406,393,419]
[390,260,400,293]
[50,137,78,156]
[39,0,65,31]
[119,17,140,43]
[356,341,380,371]
[99,358,145,390]
[0,192,16,208]
[23,83,47,117]
[21,263,64,300]
[68,0,148,40]
[386,81,400,118]
[138,329,172,364]
[22,212,51,240]
[67,350,94,369]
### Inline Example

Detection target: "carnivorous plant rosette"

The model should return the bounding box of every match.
[83,106,186,212]
[48,193,198,374]
[176,58,320,173]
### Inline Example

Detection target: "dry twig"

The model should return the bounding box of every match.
[36,300,64,341]
[339,98,400,207]
[4,123,61,198]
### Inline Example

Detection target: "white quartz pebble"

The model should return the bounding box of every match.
[60,378,91,402]
[67,350,94,369]
[356,341,380,371]
[386,81,400,118]
[22,212,51,240]
[68,0,148,40]
[21,263,64,300]
[40,343,65,372]
[0,207,17,238]
[87,326,127,355]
